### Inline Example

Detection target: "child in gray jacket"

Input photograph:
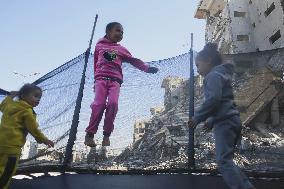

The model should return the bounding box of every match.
[188,43,255,189]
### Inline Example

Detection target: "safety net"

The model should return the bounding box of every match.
[1,47,284,176]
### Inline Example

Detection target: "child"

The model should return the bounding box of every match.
[0,84,54,189]
[85,22,158,147]
[188,43,255,189]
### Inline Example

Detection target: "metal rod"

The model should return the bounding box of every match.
[188,33,195,170]
[63,14,99,168]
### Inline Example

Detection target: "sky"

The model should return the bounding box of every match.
[0,0,205,91]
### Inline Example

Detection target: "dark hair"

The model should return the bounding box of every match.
[18,84,42,100]
[196,43,222,66]
[105,22,122,33]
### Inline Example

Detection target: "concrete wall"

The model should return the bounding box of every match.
[248,0,284,51]
[204,2,235,54]
[228,0,256,53]
[196,0,284,54]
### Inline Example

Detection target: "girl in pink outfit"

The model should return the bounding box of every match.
[85,22,158,147]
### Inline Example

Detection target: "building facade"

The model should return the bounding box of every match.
[195,0,284,54]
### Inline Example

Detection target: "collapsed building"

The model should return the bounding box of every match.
[115,48,284,170]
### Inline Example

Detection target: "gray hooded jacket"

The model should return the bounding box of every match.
[193,63,239,125]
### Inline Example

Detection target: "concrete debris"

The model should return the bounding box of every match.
[112,59,284,171]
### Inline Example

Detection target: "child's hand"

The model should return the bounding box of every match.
[148,67,159,74]
[45,140,55,148]
[188,118,197,129]
[9,91,18,98]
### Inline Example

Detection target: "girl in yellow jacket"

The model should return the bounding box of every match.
[0,84,54,189]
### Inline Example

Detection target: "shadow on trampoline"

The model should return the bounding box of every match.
[10,174,284,189]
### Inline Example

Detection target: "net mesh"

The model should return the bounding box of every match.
[1,47,284,174]
[19,54,86,167]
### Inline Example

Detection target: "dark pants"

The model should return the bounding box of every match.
[213,116,254,189]
[0,154,19,189]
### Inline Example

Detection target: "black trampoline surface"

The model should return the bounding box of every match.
[10,174,284,189]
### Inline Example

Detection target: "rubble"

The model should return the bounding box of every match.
[82,49,284,172]
[112,60,284,171]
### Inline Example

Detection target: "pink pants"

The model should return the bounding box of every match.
[85,79,120,136]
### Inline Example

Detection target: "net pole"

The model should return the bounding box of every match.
[63,14,99,168]
[188,33,195,170]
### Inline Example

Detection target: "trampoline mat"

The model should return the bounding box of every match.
[11,174,284,189]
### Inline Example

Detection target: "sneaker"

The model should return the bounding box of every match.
[84,135,96,147]
[102,136,110,146]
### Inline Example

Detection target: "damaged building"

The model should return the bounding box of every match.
[114,0,284,171]
[195,0,284,54]
[133,119,150,143]
[116,49,284,170]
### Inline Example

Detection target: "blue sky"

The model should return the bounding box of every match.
[0,0,205,91]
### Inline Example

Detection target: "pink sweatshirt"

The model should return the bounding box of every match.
[94,37,150,81]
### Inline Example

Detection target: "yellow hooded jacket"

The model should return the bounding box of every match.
[0,96,48,155]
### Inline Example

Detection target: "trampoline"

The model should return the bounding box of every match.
[10,173,284,189]
[2,33,284,189]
